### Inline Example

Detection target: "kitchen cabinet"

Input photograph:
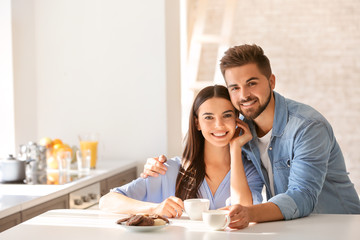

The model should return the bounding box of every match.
[0,196,68,232]
[21,195,69,222]
[0,212,21,232]
[100,167,136,196]
[0,160,137,233]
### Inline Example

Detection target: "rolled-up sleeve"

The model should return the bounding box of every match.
[270,122,332,219]
[268,193,299,219]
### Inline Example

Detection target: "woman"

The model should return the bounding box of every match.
[99,85,257,218]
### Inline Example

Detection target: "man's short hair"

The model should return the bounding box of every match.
[220,44,272,79]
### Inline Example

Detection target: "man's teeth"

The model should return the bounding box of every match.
[242,100,256,106]
[213,132,226,137]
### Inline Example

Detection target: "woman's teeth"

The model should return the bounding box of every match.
[213,132,226,137]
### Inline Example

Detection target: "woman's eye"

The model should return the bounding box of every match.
[224,113,234,118]
[204,116,213,120]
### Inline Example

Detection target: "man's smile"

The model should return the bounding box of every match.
[241,99,257,107]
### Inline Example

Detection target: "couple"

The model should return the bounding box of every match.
[100,44,360,229]
[100,84,257,227]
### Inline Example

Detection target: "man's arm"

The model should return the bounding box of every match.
[269,121,332,219]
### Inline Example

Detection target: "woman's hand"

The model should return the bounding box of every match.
[153,196,184,218]
[230,119,252,149]
[229,119,254,206]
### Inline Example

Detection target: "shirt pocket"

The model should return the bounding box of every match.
[274,157,291,170]
[273,157,291,193]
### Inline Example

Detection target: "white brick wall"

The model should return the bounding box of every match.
[191,0,360,193]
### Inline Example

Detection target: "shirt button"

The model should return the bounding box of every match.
[269,147,272,150]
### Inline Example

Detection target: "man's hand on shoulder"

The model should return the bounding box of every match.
[140,155,168,178]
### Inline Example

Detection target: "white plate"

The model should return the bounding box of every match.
[119,222,169,232]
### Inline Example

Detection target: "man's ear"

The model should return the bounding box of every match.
[269,74,276,90]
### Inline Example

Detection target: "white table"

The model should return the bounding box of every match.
[0,209,359,240]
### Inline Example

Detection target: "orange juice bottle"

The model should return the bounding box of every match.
[79,141,98,169]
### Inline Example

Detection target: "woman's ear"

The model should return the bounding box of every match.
[195,117,201,131]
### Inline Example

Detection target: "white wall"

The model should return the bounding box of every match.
[12,0,37,154]
[191,0,360,193]
[11,0,182,166]
[0,0,16,155]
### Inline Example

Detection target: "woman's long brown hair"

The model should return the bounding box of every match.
[175,85,237,200]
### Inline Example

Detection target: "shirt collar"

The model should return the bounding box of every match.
[272,91,288,137]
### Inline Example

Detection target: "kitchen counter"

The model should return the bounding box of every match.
[0,160,137,219]
[1,209,359,240]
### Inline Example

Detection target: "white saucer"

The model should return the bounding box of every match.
[119,222,169,232]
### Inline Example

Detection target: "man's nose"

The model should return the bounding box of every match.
[240,87,250,100]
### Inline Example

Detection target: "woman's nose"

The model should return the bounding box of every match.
[215,118,225,128]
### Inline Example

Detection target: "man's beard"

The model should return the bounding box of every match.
[237,88,272,120]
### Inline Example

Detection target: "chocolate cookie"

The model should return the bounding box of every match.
[126,215,144,226]
[150,214,170,223]
[116,216,131,224]
[137,216,155,226]
[117,214,169,226]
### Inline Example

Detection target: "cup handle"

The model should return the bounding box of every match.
[222,214,231,229]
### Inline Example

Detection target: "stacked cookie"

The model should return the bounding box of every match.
[117,214,169,226]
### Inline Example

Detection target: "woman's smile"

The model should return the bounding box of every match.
[211,131,229,137]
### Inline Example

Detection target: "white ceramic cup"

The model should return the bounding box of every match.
[202,210,230,230]
[184,198,210,220]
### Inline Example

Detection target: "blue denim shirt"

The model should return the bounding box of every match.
[242,91,360,219]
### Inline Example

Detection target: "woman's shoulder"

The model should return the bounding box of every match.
[143,156,181,190]
[164,156,181,173]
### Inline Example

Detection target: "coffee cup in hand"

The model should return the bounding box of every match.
[202,210,230,231]
[184,198,210,221]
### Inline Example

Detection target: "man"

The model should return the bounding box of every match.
[142,44,360,229]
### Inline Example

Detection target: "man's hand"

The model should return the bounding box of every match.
[153,196,184,218]
[140,155,168,178]
[222,204,250,229]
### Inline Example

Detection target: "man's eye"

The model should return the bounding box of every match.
[248,82,256,86]
[230,86,239,91]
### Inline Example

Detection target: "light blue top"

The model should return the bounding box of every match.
[241,91,360,219]
[112,156,263,209]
